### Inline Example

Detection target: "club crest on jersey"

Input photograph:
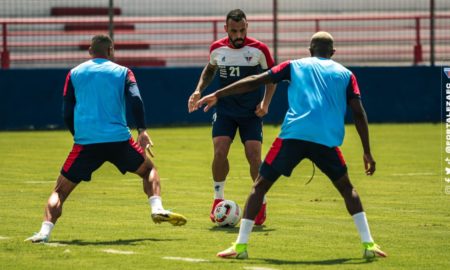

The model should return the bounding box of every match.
[444,67,450,79]
[243,51,253,63]
[221,56,226,62]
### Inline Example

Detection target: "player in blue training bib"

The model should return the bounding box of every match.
[188,9,276,226]
[195,31,387,260]
[25,35,186,244]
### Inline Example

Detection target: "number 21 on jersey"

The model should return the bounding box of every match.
[229,66,240,77]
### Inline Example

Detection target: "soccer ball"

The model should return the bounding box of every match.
[213,200,242,227]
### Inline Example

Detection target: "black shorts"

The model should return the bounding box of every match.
[259,138,348,182]
[60,138,146,184]
[212,112,263,143]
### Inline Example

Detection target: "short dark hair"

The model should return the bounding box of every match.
[226,9,246,23]
[90,34,113,55]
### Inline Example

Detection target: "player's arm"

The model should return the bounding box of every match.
[195,60,290,112]
[255,42,277,117]
[255,82,277,117]
[188,63,218,113]
[195,71,273,112]
[188,63,217,113]
[125,69,152,150]
[347,74,375,175]
[62,72,75,136]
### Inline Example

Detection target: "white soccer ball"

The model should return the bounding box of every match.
[213,200,242,227]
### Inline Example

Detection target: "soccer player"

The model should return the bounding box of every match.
[25,35,186,243]
[187,9,276,226]
[194,32,387,259]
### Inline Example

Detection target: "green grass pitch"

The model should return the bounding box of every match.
[0,123,448,269]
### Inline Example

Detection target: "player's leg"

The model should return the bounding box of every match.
[212,136,233,195]
[211,113,237,221]
[333,174,386,258]
[111,138,186,226]
[239,116,267,225]
[44,175,78,224]
[309,144,386,258]
[218,138,303,259]
[26,143,101,243]
[244,140,261,180]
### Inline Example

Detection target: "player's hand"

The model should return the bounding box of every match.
[363,153,376,175]
[255,101,269,118]
[195,93,218,112]
[137,129,154,157]
[188,91,201,113]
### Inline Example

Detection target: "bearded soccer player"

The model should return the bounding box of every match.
[25,34,186,243]
[195,32,387,260]
[188,9,276,226]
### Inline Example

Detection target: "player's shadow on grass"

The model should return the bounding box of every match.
[209,225,276,234]
[57,237,185,246]
[256,257,374,265]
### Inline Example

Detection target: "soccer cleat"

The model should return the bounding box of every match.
[151,210,187,226]
[362,242,387,259]
[254,202,267,226]
[210,198,224,222]
[217,243,248,259]
[24,232,49,243]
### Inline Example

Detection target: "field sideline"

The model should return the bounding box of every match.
[0,123,448,270]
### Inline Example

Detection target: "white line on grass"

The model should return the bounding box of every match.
[392,172,436,176]
[162,256,209,262]
[102,249,135,255]
[44,242,68,247]
[244,267,279,270]
[25,181,54,184]
[120,178,169,182]
[0,236,10,240]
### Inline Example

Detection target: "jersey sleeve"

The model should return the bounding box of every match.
[258,42,275,70]
[209,47,217,65]
[346,73,361,103]
[125,69,146,129]
[268,60,291,83]
[62,71,75,135]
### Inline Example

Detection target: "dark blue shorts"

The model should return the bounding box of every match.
[60,138,146,184]
[212,113,263,143]
[260,138,347,182]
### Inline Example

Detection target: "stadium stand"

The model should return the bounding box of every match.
[0,1,449,68]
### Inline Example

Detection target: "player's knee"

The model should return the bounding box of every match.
[213,149,228,161]
[246,152,261,166]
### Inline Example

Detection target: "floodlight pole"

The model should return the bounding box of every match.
[273,0,278,64]
[430,0,435,66]
[108,0,114,40]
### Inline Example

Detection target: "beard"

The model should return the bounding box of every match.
[229,37,245,48]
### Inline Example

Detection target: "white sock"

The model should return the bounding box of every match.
[39,221,54,236]
[213,181,225,199]
[236,219,255,244]
[263,195,267,204]
[149,196,165,214]
[352,212,374,243]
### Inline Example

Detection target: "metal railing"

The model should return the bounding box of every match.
[1,12,449,68]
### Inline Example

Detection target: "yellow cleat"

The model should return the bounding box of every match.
[363,242,387,259]
[151,211,187,226]
[217,243,248,259]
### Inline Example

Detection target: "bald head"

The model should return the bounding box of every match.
[309,31,335,58]
[89,34,114,59]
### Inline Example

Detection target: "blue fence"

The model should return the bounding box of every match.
[0,66,441,130]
